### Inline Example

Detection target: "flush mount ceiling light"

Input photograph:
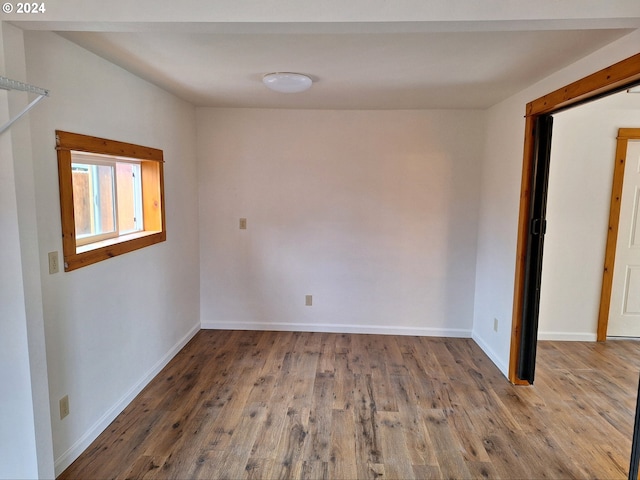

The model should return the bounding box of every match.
[262,72,313,93]
[628,85,640,93]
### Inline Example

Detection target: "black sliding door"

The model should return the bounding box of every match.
[518,114,553,383]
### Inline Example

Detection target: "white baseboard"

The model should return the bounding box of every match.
[54,322,200,476]
[471,331,509,378]
[201,320,471,338]
[537,331,597,341]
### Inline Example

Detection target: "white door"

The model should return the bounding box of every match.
[608,140,640,337]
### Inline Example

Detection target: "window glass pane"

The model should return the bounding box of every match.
[72,163,116,239]
[71,165,92,236]
[116,162,143,234]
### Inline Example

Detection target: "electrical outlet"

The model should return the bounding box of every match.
[305,295,313,306]
[60,395,70,419]
[493,318,499,332]
[239,218,247,230]
[48,251,59,274]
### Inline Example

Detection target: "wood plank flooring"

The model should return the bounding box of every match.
[58,331,640,479]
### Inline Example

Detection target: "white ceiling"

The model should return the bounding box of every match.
[7,1,640,109]
[57,29,632,109]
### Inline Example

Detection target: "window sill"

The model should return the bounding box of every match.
[64,230,166,272]
[76,230,161,254]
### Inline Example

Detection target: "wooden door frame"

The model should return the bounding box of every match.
[597,128,640,340]
[509,52,640,385]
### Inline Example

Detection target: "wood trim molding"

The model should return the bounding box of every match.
[526,53,640,117]
[596,128,640,341]
[510,115,536,385]
[56,130,163,162]
[509,53,640,385]
[55,131,166,272]
[57,148,77,261]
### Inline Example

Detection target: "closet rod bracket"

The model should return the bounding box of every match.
[0,76,50,135]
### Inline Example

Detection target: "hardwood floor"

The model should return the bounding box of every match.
[59,331,640,479]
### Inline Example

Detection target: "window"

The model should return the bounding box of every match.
[56,131,165,271]
[71,154,144,247]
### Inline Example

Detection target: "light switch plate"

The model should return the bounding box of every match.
[60,395,69,419]
[48,251,59,274]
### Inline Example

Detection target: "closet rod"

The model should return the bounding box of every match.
[0,76,50,135]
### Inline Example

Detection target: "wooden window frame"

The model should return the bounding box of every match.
[510,53,640,385]
[56,130,166,272]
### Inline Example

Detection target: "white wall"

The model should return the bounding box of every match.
[198,108,485,336]
[472,29,640,376]
[538,93,640,340]
[21,31,201,475]
[0,21,51,480]
[0,102,40,480]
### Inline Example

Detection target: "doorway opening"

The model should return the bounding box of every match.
[537,103,640,346]
[509,52,640,385]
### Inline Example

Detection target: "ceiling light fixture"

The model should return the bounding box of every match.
[628,85,640,93]
[262,72,312,93]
